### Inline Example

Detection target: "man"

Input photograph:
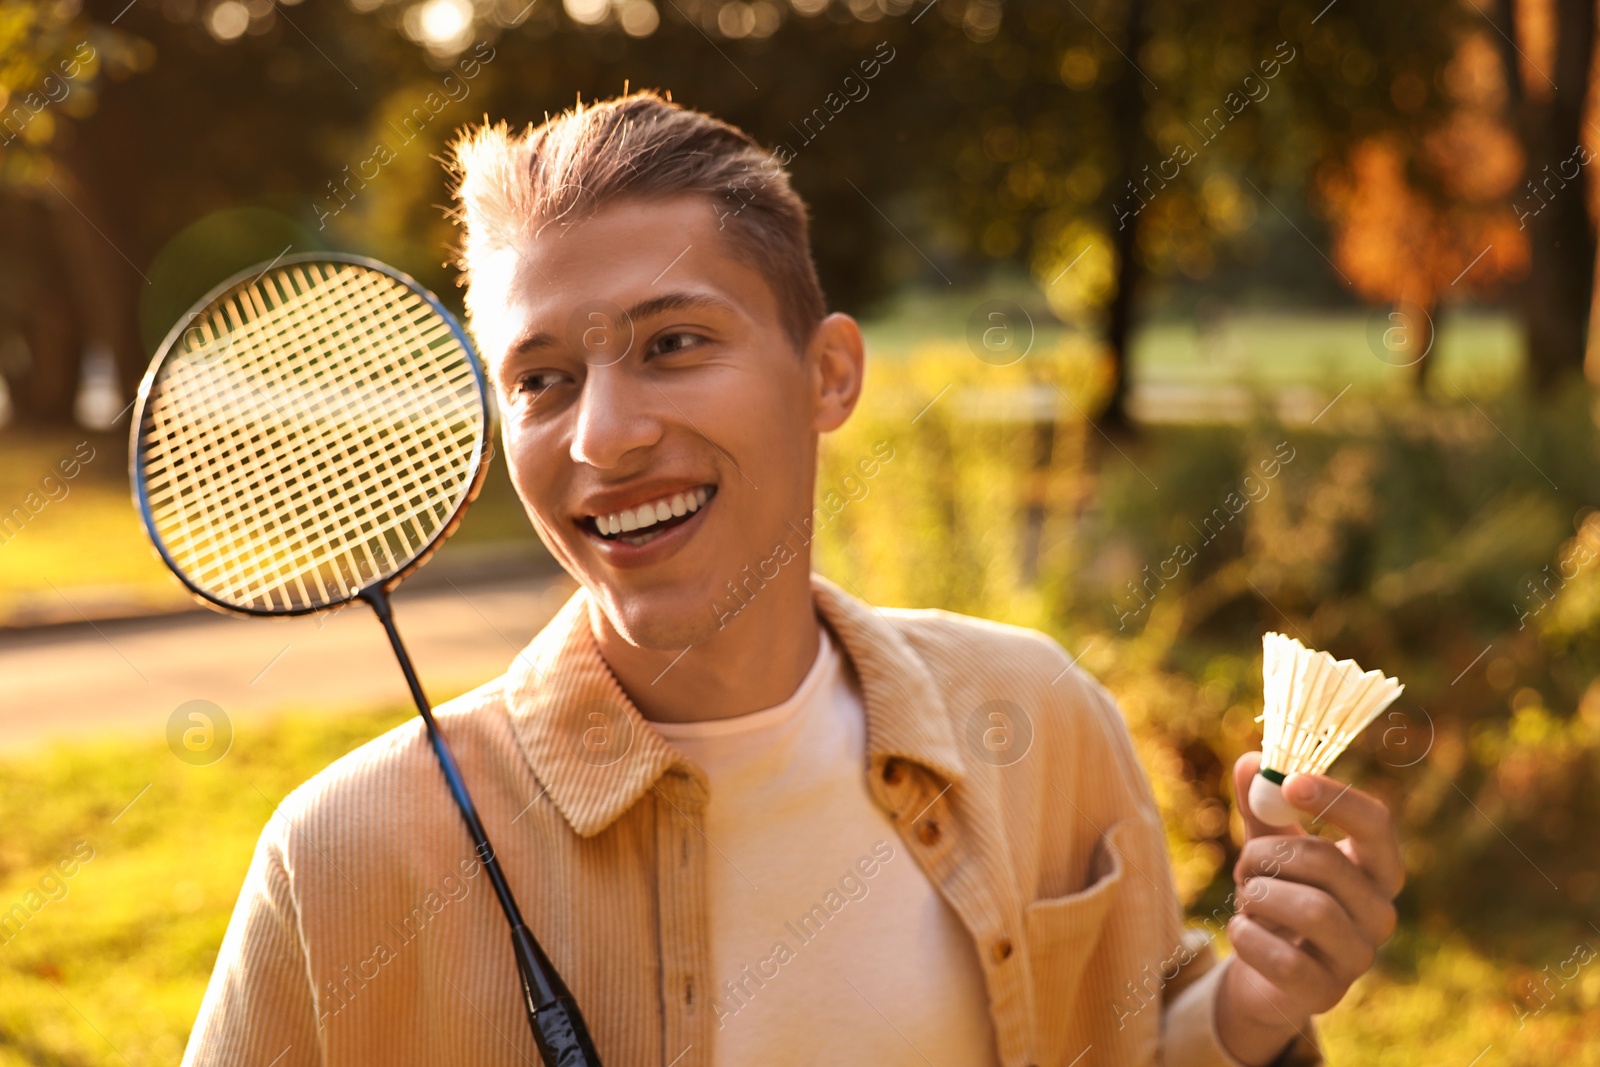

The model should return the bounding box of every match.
[183,91,1401,1067]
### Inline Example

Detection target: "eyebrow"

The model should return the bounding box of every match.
[506,290,741,356]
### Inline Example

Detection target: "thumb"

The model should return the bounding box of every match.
[1232,750,1306,843]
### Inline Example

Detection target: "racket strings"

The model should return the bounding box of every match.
[204,263,475,590]
[139,261,485,612]
[149,271,390,596]
[149,297,468,605]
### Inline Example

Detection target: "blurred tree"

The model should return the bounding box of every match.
[1314,3,1600,392]
[1314,30,1530,387]
[888,0,1464,427]
[0,0,153,425]
[64,0,441,405]
[1485,0,1596,392]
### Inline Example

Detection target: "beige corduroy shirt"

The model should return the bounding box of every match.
[182,572,1322,1067]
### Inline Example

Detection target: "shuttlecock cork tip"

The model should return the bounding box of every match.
[1249,769,1302,827]
[1249,632,1403,827]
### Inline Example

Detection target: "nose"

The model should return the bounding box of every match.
[569,363,663,469]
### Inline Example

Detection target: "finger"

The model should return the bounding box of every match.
[1281,772,1405,898]
[1233,751,1307,842]
[1235,835,1399,946]
[1233,833,1297,889]
[1237,876,1376,985]
[1226,913,1343,1015]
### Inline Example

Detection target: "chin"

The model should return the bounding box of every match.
[589,576,722,651]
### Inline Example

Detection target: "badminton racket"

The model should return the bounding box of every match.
[130,252,602,1067]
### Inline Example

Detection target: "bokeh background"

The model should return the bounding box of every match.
[3,0,1600,1061]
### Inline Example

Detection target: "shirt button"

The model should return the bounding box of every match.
[990,938,1014,963]
[915,819,941,846]
[882,758,904,786]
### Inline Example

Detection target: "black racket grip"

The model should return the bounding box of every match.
[510,926,603,1067]
[532,996,604,1067]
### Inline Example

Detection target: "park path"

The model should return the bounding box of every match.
[0,573,578,752]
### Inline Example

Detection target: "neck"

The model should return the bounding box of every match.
[588,566,821,725]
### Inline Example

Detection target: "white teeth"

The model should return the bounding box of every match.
[592,486,711,538]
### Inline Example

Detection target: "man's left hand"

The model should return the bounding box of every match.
[1212,751,1404,1065]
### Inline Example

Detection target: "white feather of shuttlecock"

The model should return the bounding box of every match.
[1256,631,1404,777]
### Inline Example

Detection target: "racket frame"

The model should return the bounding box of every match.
[129,251,497,620]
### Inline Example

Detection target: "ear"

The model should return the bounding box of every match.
[809,312,865,434]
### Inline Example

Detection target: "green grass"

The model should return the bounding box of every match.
[0,430,178,621]
[1130,308,1522,393]
[0,705,412,1066]
[862,283,1522,394]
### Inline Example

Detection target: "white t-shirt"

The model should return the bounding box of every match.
[651,622,1000,1066]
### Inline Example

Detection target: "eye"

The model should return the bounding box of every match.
[512,371,567,399]
[649,331,705,357]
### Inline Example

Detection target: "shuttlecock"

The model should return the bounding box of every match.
[1249,632,1404,827]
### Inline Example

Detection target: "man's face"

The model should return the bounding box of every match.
[473,194,826,651]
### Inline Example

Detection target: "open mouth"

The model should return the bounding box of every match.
[586,485,718,547]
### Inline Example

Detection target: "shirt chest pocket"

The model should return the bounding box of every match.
[1021,817,1132,1065]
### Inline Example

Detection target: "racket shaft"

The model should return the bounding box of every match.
[362,588,602,1066]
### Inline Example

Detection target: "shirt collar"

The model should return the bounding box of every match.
[502,571,968,838]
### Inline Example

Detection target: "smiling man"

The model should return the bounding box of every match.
[183,91,1402,1067]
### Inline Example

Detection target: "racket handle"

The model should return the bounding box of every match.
[512,925,604,1067]
[532,998,603,1067]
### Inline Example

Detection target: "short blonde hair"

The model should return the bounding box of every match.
[447,89,826,354]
